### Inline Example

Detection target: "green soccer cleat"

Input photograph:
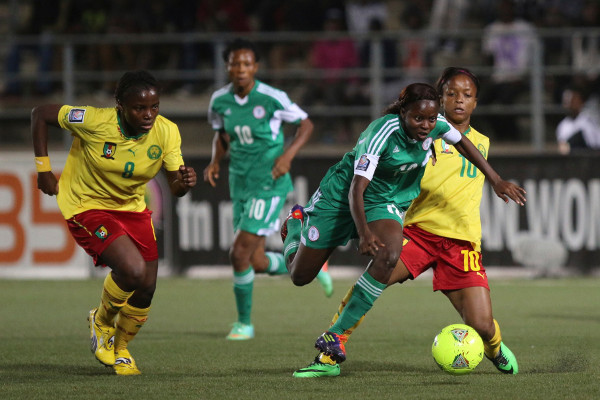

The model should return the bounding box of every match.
[316,262,334,298]
[88,308,116,366]
[487,342,518,374]
[226,322,255,340]
[293,357,341,378]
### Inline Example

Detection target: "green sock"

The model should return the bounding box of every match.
[329,270,386,334]
[266,252,287,275]
[233,267,254,325]
[283,218,302,266]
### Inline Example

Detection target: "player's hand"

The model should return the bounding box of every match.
[358,228,386,257]
[179,165,196,188]
[37,171,59,196]
[203,162,220,187]
[272,155,291,180]
[492,180,526,206]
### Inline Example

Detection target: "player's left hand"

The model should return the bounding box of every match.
[272,155,291,180]
[492,180,526,206]
[179,165,197,188]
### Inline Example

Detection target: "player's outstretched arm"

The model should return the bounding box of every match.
[453,136,526,205]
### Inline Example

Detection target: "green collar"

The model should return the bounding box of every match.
[117,110,149,140]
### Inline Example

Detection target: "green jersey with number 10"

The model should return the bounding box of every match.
[208,80,307,200]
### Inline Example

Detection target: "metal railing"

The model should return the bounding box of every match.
[1,28,599,151]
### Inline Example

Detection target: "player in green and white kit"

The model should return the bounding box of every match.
[281,83,526,377]
[203,38,332,341]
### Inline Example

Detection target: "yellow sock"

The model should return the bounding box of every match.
[114,303,150,351]
[330,285,366,338]
[483,319,502,359]
[96,273,133,327]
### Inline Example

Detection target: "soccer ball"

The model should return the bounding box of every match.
[432,324,484,375]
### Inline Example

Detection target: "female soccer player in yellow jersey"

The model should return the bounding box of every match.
[296,67,520,378]
[31,70,197,375]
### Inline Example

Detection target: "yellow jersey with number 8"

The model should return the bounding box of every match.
[56,105,184,219]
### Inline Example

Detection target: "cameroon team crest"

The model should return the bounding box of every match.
[147,145,162,160]
[101,142,117,159]
[95,225,110,241]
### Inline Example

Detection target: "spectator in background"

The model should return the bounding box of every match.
[303,8,362,143]
[257,0,323,88]
[382,3,428,103]
[427,0,470,55]
[556,81,600,154]
[479,0,536,141]
[345,0,388,62]
[571,1,600,89]
[3,0,71,97]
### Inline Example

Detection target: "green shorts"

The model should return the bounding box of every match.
[300,188,406,249]
[233,194,285,236]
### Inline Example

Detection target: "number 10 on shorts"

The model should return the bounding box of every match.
[461,250,481,272]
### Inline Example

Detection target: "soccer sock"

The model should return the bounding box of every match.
[329,270,385,335]
[330,285,366,337]
[316,261,331,280]
[283,218,302,267]
[233,266,255,325]
[114,303,150,351]
[484,319,502,359]
[266,252,287,275]
[96,272,133,327]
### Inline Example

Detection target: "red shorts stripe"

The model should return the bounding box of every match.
[400,225,489,291]
[67,209,158,266]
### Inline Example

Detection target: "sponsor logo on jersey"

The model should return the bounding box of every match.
[101,142,117,159]
[422,137,433,150]
[94,225,110,241]
[393,145,400,153]
[147,145,162,160]
[128,148,137,157]
[440,139,453,154]
[68,108,86,123]
[253,105,266,119]
[357,154,370,171]
[308,226,320,241]
[225,108,232,115]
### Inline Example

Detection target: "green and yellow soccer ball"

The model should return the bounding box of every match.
[432,324,484,375]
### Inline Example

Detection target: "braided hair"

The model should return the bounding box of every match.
[383,83,439,115]
[114,70,161,104]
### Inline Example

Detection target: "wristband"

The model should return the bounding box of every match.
[34,156,52,172]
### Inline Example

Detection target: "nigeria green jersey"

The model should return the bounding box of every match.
[317,114,462,210]
[208,80,307,200]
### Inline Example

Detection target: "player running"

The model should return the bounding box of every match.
[282,81,525,377]
[32,70,196,375]
[203,38,332,341]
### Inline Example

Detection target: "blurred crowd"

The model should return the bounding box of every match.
[2,0,600,148]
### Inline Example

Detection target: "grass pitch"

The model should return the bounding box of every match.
[1,275,599,399]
